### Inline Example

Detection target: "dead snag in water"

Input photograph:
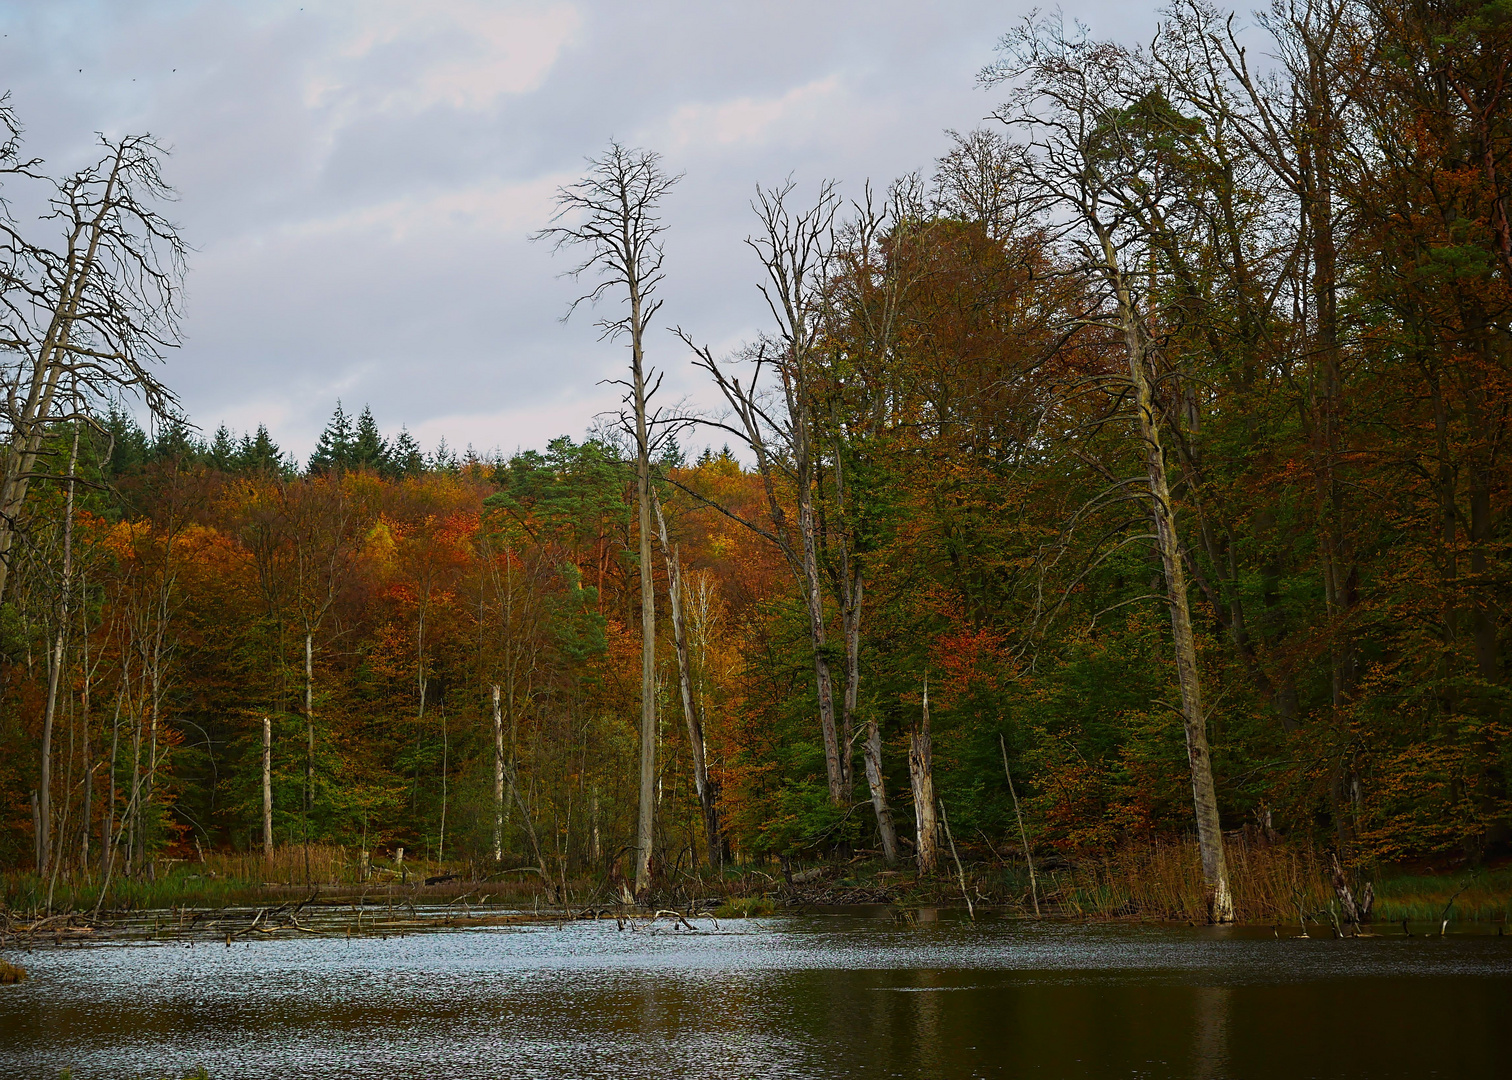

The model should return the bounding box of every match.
[938,800,974,922]
[1000,733,1040,916]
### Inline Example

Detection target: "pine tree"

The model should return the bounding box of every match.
[309,402,353,474]
[209,425,237,471]
[241,424,285,474]
[352,406,388,472]
[388,427,424,478]
[430,437,460,475]
[658,434,685,469]
[102,406,150,479]
[152,415,201,463]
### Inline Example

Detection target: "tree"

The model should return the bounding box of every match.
[388,428,424,479]
[986,14,1235,920]
[352,406,389,472]
[653,489,720,868]
[0,112,186,602]
[538,143,679,896]
[683,181,853,812]
[308,402,353,474]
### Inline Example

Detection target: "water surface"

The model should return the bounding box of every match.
[2,912,1509,1079]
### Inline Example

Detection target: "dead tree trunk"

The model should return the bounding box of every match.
[304,631,313,883]
[1000,734,1040,916]
[261,716,273,857]
[909,681,939,876]
[1104,228,1233,922]
[492,684,505,862]
[539,143,677,899]
[36,419,81,878]
[653,492,721,869]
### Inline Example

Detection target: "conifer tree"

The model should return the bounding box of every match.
[240,425,285,474]
[309,402,353,474]
[209,425,237,471]
[388,428,424,478]
[352,406,388,472]
[430,438,460,475]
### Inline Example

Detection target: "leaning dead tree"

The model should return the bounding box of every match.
[538,142,679,898]
[680,181,853,812]
[0,108,185,603]
[986,15,1234,920]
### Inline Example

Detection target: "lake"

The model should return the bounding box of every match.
[2,910,1509,1078]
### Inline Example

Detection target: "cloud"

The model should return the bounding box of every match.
[308,0,583,116]
[237,173,572,247]
[657,76,845,152]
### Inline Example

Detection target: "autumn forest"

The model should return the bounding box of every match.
[3,0,1510,925]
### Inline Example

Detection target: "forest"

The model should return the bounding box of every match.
[2,0,1509,925]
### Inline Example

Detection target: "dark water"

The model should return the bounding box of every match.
[2,911,1510,1079]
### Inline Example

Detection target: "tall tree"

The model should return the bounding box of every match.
[308,402,354,475]
[986,14,1235,920]
[683,181,852,809]
[538,143,679,896]
[352,406,389,472]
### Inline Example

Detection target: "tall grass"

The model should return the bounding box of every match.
[1058,836,1334,923]
[1055,836,1512,925]
[3,845,365,914]
[1373,868,1512,924]
[201,844,360,886]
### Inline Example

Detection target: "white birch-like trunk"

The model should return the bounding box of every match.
[909,682,939,876]
[262,716,273,858]
[492,684,504,862]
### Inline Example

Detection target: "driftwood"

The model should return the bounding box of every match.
[1330,853,1374,929]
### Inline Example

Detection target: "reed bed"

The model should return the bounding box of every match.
[1055,835,1334,922]
[1372,868,1512,924]
[201,844,360,886]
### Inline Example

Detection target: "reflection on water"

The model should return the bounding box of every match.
[2,913,1509,1079]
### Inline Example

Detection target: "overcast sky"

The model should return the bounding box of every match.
[1,0,1161,463]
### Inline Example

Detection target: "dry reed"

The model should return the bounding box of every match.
[1059,834,1333,922]
[201,844,359,886]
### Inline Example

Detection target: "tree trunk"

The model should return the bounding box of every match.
[79,702,91,874]
[798,481,845,806]
[1000,734,1040,916]
[492,684,505,862]
[1109,243,1233,922]
[304,631,313,883]
[102,706,119,878]
[909,681,939,876]
[35,419,81,879]
[653,493,721,870]
[38,631,63,877]
[845,568,897,864]
[262,716,273,857]
[631,283,658,899]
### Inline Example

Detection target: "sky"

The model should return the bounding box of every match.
[0,0,1162,464]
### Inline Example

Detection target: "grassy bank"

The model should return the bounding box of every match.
[1048,837,1512,926]
[7,839,1509,930]
[1,844,573,917]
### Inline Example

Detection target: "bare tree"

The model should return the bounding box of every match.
[0,117,185,603]
[679,181,852,811]
[933,127,1043,241]
[538,143,679,897]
